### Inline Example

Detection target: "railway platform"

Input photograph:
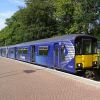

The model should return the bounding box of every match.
[0,57,100,100]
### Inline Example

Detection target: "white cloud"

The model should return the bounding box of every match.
[0,11,16,30]
[0,11,15,18]
[0,19,7,30]
[0,0,25,30]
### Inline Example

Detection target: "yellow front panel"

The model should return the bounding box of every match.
[75,55,82,65]
[82,55,92,68]
[93,54,98,62]
[75,55,93,69]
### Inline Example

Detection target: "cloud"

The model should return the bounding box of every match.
[0,0,25,30]
[0,11,16,30]
[0,11,15,18]
[0,19,7,30]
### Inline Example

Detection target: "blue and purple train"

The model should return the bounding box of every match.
[0,34,98,74]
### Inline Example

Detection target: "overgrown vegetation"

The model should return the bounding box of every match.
[0,0,100,46]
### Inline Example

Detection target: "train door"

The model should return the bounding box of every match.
[14,47,16,59]
[54,43,60,68]
[31,46,35,62]
[60,44,66,62]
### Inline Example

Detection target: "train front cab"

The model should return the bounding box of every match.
[75,36,98,72]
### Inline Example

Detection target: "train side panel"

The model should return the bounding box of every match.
[35,44,54,68]
[59,41,76,73]
[16,46,30,62]
[7,47,16,59]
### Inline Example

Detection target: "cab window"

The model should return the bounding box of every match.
[83,39,92,54]
[75,39,82,55]
[92,40,97,54]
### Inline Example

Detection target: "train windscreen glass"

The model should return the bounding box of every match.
[75,39,82,55]
[92,40,97,54]
[75,37,97,55]
[83,39,92,54]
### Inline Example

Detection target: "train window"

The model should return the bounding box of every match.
[92,41,97,54]
[10,49,14,54]
[18,48,28,54]
[75,40,82,55]
[10,50,13,54]
[2,49,6,56]
[83,39,92,54]
[18,49,23,54]
[23,49,28,54]
[61,45,66,61]
[39,46,49,56]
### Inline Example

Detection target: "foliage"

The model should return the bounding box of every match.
[0,0,99,46]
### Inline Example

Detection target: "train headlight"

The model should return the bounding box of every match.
[92,61,97,65]
[77,63,83,69]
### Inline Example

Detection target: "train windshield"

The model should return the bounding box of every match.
[75,39,82,54]
[92,39,97,54]
[83,39,92,54]
[75,37,97,55]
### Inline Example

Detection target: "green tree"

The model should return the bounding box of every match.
[0,0,99,46]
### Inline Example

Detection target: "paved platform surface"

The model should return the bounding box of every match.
[0,57,100,100]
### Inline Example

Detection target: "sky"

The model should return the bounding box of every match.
[0,0,25,30]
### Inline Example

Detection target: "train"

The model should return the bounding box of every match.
[0,34,99,78]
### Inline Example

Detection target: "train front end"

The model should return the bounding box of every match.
[75,36,98,72]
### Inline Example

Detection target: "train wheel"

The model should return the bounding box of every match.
[84,70,95,80]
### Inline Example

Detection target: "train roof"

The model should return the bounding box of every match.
[0,34,97,48]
